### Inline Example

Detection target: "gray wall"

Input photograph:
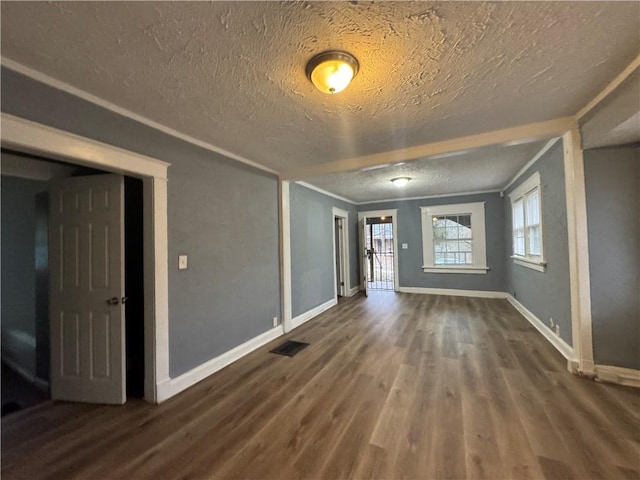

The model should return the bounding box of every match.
[2,67,281,378]
[359,192,506,292]
[584,146,639,370]
[504,141,573,346]
[1,175,48,377]
[290,183,359,317]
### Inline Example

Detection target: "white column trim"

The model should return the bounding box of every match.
[280,180,293,333]
[332,207,351,298]
[562,128,595,375]
[1,112,170,403]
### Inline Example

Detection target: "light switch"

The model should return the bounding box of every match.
[178,255,188,270]
[402,243,409,249]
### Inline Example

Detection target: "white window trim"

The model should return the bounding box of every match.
[508,171,547,272]
[420,202,488,275]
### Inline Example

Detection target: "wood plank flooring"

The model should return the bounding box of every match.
[2,292,639,479]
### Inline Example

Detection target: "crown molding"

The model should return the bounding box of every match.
[1,58,278,176]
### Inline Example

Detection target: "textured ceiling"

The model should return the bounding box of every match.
[303,140,551,203]
[2,1,639,179]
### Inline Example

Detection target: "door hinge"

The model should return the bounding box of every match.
[340,281,345,286]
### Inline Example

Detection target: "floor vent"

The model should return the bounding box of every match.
[270,340,309,357]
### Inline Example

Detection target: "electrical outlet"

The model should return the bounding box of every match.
[178,255,188,270]
[272,316,278,327]
[555,324,560,336]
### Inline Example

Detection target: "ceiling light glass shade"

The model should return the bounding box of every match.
[306,51,359,94]
[391,177,411,187]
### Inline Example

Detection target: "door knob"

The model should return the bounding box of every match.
[121,297,128,304]
[106,297,119,305]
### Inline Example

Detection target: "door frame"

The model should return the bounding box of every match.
[1,113,170,403]
[332,207,350,299]
[358,209,399,292]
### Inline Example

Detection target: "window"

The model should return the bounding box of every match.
[509,172,546,272]
[420,202,488,274]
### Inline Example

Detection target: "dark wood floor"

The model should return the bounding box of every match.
[2,292,639,479]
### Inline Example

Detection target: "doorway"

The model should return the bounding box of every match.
[2,113,169,403]
[1,150,145,411]
[358,209,399,294]
[365,217,395,291]
[332,207,350,299]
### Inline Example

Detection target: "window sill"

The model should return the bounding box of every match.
[511,256,547,272]
[422,266,489,275]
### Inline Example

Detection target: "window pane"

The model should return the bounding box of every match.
[434,241,446,253]
[435,252,445,264]
[528,225,541,255]
[433,216,446,228]
[459,225,472,239]
[460,241,472,252]
[458,215,471,227]
[446,240,460,253]
[465,253,473,264]
[513,199,524,229]
[445,226,459,239]
[516,236,525,256]
[526,189,540,225]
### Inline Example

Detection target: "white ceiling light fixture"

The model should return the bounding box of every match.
[306,50,359,94]
[391,177,411,187]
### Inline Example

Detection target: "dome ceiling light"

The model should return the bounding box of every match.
[306,50,359,94]
[391,177,411,187]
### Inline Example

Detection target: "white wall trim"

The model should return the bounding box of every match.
[2,58,277,176]
[511,257,547,272]
[332,207,351,298]
[1,112,170,403]
[398,286,507,299]
[1,114,170,179]
[576,53,640,120]
[355,189,501,206]
[562,129,595,376]
[291,298,337,330]
[349,285,361,296]
[506,295,574,362]
[595,365,640,388]
[156,326,284,402]
[296,181,356,205]
[502,138,560,194]
[280,180,293,333]
[358,209,400,292]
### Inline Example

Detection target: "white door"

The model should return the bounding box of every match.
[359,218,368,297]
[49,174,126,404]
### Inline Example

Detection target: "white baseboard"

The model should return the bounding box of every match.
[1,355,49,392]
[506,295,574,361]
[156,325,283,403]
[291,298,337,330]
[595,365,640,388]
[348,285,360,297]
[398,286,507,299]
